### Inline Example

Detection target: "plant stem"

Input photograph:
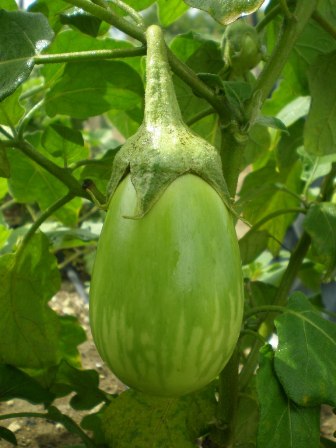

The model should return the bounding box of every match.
[20,84,45,100]
[0,199,15,211]
[243,207,306,234]
[11,140,105,203]
[0,126,13,139]
[256,4,281,32]
[312,11,336,40]
[217,348,239,447]
[16,192,75,257]
[247,0,319,112]
[186,106,215,126]
[279,0,292,20]
[220,129,246,197]
[17,99,44,139]
[34,47,146,64]
[0,411,95,448]
[110,0,145,28]
[65,0,145,42]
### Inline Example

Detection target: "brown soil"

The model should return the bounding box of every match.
[0,286,335,447]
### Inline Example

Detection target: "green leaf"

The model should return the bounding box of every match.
[274,292,336,407]
[222,81,252,112]
[0,88,25,127]
[170,33,223,130]
[298,147,336,186]
[157,0,189,26]
[107,109,142,140]
[303,203,336,277]
[0,147,10,178]
[123,0,156,10]
[60,8,102,37]
[45,60,144,119]
[304,51,336,156]
[0,10,54,101]
[42,29,142,86]
[45,226,99,251]
[42,124,88,165]
[239,230,269,265]
[243,123,271,168]
[51,361,106,410]
[0,224,11,250]
[256,115,288,133]
[238,160,302,255]
[0,233,61,368]
[0,364,54,404]
[1,0,18,10]
[264,19,336,116]
[80,148,119,195]
[233,382,258,447]
[317,0,336,28]
[81,407,108,445]
[257,345,320,448]
[0,178,8,200]
[103,386,216,447]
[183,0,265,24]
[58,315,86,367]
[190,113,220,148]
[0,426,17,446]
[8,135,82,227]
[276,119,304,172]
[28,0,71,30]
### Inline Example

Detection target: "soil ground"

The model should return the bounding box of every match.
[1,285,335,447]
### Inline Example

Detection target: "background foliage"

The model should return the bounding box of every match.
[0,0,336,447]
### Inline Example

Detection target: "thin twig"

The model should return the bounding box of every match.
[34,47,146,64]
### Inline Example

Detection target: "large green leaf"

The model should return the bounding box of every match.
[102,386,216,447]
[0,233,61,368]
[42,124,88,165]
[8,150,81,227]
[238,160,303,254]
[0,10,54,101]
[1,0,18,10]
[183,0,264,24]
[0,364,54,404]
[257,345,320,448]
[239,230,269,265]
[51,360,106,410]
[304,51,336,156]
[317,0,336,28]
[157,0,189,26]
[42,29,142,86]
[60,8,102,37]
[303,203,336,277]
[45,60,144,119]
[264,19,336,116]
[28,0,71,30]
[8,134,82,227]
[274,292,336,407]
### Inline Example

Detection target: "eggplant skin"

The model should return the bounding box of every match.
[90,174,244,397]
